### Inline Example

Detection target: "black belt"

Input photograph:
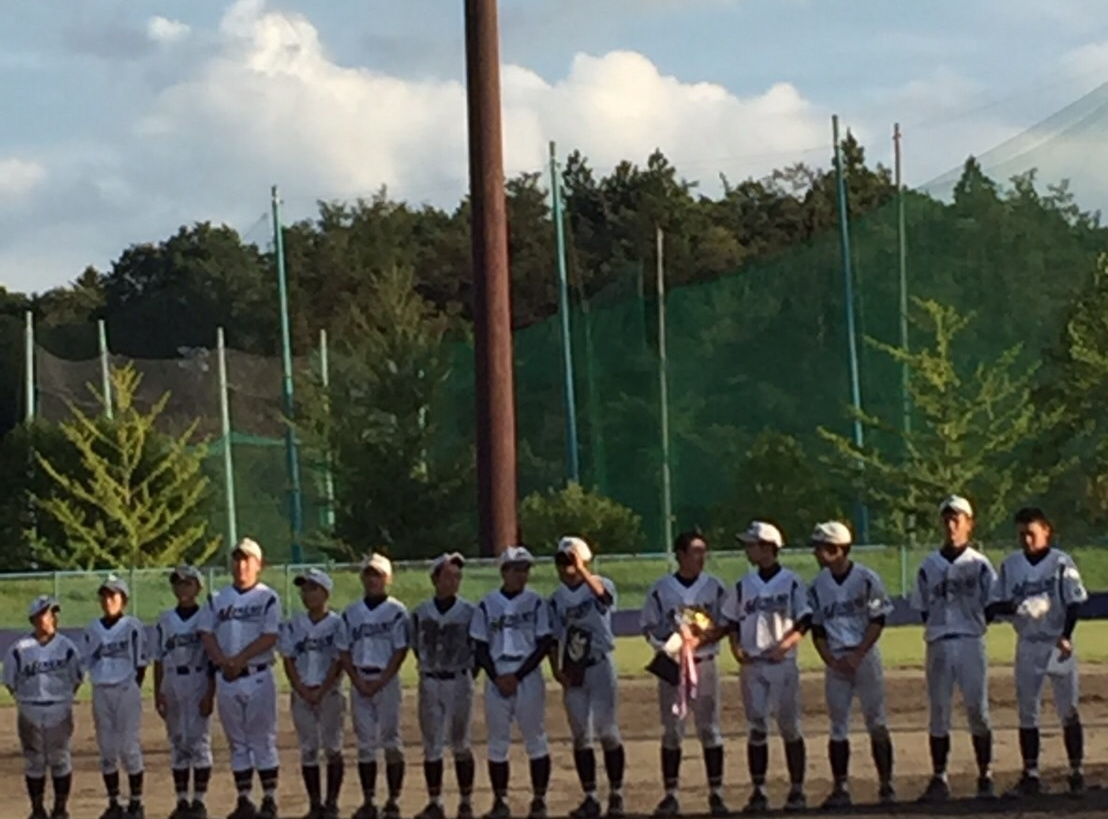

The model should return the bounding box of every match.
[173,666,208,675]
[23,700,63,707]
[422,671,460,680]
[224,664,270,680]
[358,666,384,675]
[694,655,714,664]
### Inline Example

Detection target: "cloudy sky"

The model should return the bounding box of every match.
[2,0,1108,294]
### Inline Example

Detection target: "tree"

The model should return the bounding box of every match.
[518,482,646,555]
[820,299,1067,541]
[34,364,220,569]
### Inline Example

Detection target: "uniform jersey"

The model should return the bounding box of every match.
[279,610,346,687]
[470,589,552,676]
[640,572,727,659]
[3,633,83,704]
[808,563,893,653]
[996,548,1088,642]
[410,597,475,675]
[153,606,208,671]
[337,597,409,670]
[912,545,997,642]
[198,583,281,664]
[548,578,617,658]
[83,615,148,686]
[723,566,811,658]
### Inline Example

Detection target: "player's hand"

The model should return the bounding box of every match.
[304,685,323,706]
[494,674,518,697]
[830,656,853,675]
[844,649,866,672]
[155,693,168,719]
[223,656,244,678]
[730,645,749,665]
[1057,637,1073,661]
[766,643,789,663]
[554,670,571,689]
[356,677,382,698]
[199,694,214,718]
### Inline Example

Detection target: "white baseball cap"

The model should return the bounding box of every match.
[294,567,334,593]
[170,565,203,585]
[430,552,466,577]
[499,545,534,567]
[810,521,852,547]
[232,537,264,561]
[27,595,60,620]
[99,574,130,598]
[557,536,593,563]
[361,553,393,578]
[939,495,974,518]
[736,521,785,548]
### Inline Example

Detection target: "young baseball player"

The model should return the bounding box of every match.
[4,595,83,819]
[807,521,894,807]
[470,546,553,819]
[724,521,811,813]
[411,552,477,819]
[154,566,215,819]
[198,538,282,819]
[548,536,625,819]
[84,574,148,819]
[640,530,729,818]
[281,567,347,819]
[992,507,1088,796]
[912,495,999,802]
[338,553,410,819]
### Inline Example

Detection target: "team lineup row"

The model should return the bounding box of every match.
[1,494,1089,819]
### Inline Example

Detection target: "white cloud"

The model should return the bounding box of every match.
[0,158,46,199]
[147,16,191,44]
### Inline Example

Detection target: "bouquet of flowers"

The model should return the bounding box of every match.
[647,606,713,717]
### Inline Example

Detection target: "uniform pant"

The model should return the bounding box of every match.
[485,671,548,763]
[564,656,621,751]
[292,687,346,766]
[161,669,213,769]
[1016,639,1080,728]
[418,673,473,762]
[217,669,279,771]
[93,681,144,775]
[740,659,801,742]
[925,636,990,736]
[659,656,722,749]
[18,702,74,778]
[825,648,887,741]
[352,673,403,763]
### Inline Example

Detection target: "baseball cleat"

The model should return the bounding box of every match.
[1004,774,1042,798]
[383,801,401,819]
[47,809,68,819]
[976,775,996,800]
[353,804,380,819]
[169,799,191,819]
[302,804,325,819]
[742,789,768,815]
[916,776,950,803]
[1068,771,1086,796]
[99,803,126,819]
[606,794,624,818]
[821,787,852,810]
[708,793,728,817]
[228,797,257,819]
[257,797,279,819]
[481,798,510,819]
[416,803,446,819]
[28,807,48,819]
[456,803,475,819]
[125,803,145,819]
[570,797,601,819]
[191,800,210,819]
[322,804,340,819]
[877,783,896,805]
[526,799,547,819]
[652,795,680,818]
[783,787,806,812]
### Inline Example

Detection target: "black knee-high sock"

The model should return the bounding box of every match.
[704,746,723,793]
[103,771,121,801]
[303,765,322,805]
[358,762,378,803]
[870,732,893,785]
[489,761,509,799]
[530,755,551,799]
[25,776,45,809]
[194,767,211,797]
[385,759,404,800]
[52,773,71,811]
[128,771,144,802]
[785,739,806,787]
[172,768,189,799]
[604,746,625,792]
[1019,728,1040,772]
[829,740,850,785]
[1064,719,1084,769]
[748,742,769,788]
[661,747,681,792]
[972,732,992,777]
[456,755,475,798]
[929,735,950,776]
[233,768,253,797]
[425,760,445,798]
[574,749,597,795]
[326,758,344,806]
[259,768,279,799]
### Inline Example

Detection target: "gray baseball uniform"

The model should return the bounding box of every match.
[280,611,347,765]
[154,606,213,770]
[411,597,475,762]
[83,614,148,776]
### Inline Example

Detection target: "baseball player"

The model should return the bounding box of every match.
[199,538,282,819]
[992,507,1088,796]
[280,568,347,819]
[806,521,894,808]
[640,531,728,818]
[338,554,410,819]
[548,537,625,819]
[84,574,148,819]
[912,495,998,802]
[4,595,83,819]
[470,546,553,819]
[724,522,811,813]
[410,552,477,819]
[154,565,215,819]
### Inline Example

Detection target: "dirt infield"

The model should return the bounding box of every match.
[4,667,1108,819]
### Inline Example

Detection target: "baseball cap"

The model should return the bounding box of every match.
[232,537,264,561]
[939,495,974,518]
[736,521,785,548]
[499,545,534,567]
[170,565,203,585]
[430,552,466,577]
[810,521,852,547]
[557,536,593,563]
[27,595,60,620]
[294,567,334,593]
[361,553,393,578]
[99,574,130,598]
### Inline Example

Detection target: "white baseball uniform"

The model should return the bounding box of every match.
[83,614,147,776]
[410,597,475,762]
[470,588,552,763]
[995,548,1088,728]
[154,605,214,770]
[3,633,83,778]
[280,611,347,765]
[808,563,892,740]
[198,582,281,772]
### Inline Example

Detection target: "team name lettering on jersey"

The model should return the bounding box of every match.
[412,598,475,674]
[199,584,281,665]
[912,546,997,643]
[724,568,811,658]
[470,589,551,675]
[641,573,727,659]
[997,548,1088,642]
[338,598,409,670]
[809,563,892,653]
[4,634,84,705]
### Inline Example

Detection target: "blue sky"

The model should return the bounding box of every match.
[2,0,1107,293]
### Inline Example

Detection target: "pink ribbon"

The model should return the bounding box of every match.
[672,638,699,718]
